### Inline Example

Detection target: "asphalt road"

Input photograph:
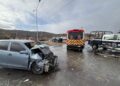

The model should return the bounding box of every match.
[0,44,120,86]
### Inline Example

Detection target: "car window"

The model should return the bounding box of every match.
[10,42,25,52]
[0,41,9,50]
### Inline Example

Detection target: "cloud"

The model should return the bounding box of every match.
[0,0,119,33]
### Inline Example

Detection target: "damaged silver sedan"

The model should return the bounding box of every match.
[0,39,58,74]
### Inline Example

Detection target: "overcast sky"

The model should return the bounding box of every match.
[0,0,120,33]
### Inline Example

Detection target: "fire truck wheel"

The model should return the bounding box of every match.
[79,49,83,52]
[67,46,69,50]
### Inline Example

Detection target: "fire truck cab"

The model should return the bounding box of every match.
[66,29,85,52]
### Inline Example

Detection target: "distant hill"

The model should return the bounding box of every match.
[0,29,90,41]
[0,29,59,41]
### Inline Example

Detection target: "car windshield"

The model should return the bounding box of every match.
[25,42,36,49]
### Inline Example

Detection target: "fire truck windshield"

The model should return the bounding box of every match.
[68,32,83,40]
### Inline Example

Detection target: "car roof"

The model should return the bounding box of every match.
[0,39,34,43]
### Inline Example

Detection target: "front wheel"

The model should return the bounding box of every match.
[67,45,70,50]
[92,45,98,50]
[31,63,44,74]
[79,46,84,52]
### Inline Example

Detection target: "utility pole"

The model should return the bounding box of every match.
[36,0,41,41]
[15,29,18,39]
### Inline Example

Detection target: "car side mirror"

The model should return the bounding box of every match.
[20,51,29,55]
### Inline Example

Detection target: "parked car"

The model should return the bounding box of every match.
[51,37,63,43]
[0,39,58,74]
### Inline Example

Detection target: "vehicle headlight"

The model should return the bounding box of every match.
[112,43,117,48]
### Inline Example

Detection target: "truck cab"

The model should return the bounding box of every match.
[88,31,113,50]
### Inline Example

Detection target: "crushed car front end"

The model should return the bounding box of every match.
[30,45,58,74]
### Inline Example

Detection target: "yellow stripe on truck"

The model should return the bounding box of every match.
[66,40,85,46]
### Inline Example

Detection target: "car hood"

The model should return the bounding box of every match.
[31,53,42,60]
[31,44,51,55]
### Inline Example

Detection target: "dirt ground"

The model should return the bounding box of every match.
[44,41,64,46]
[0,44,120,86]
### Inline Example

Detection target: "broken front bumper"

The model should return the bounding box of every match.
[37,55,58,73]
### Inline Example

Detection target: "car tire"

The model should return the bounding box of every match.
[79,46,84,52]
[31,63,44,74]
[78,49,83,52]
[80,50,82,52]
[103,47,107,50]
[92,45,98,50]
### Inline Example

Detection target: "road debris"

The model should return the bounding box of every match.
[23,79,29,82]
[103,55,107,58]
[71,68,74,71]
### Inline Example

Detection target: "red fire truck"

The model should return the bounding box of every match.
[66,29,85,52]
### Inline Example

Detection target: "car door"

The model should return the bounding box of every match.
[8,42,29,69]
[0,41,10,67]
[117,35,120,48]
